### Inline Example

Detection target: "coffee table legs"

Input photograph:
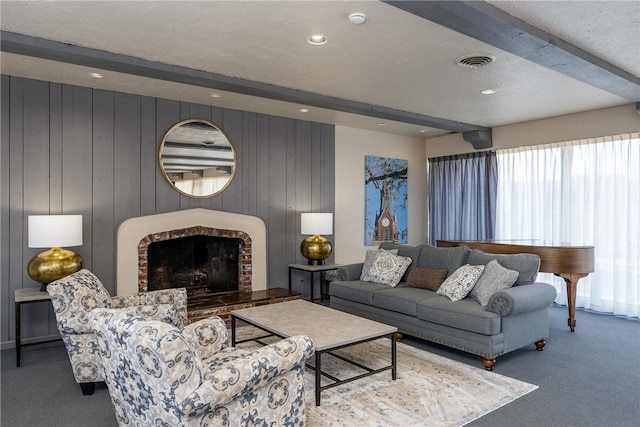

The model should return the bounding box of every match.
[314,332,397,406]
[392,334,397,380]
[315,351,322,406]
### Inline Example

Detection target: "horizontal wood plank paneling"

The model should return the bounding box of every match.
[0,75,335,347]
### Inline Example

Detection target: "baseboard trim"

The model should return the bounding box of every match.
[1,333,61,351]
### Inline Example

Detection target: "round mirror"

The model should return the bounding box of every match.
[159,119,236,198]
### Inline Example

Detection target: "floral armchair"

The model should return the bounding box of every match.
[47,269,188,395]
[89,309,314,426]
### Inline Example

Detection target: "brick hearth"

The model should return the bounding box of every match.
[187,288,301,324]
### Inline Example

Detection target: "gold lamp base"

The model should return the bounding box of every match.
[300,235,333,265]
[27,247,84,291]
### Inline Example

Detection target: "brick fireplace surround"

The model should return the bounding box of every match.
[116,208,299,323]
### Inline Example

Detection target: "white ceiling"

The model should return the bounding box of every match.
[1,0,638,140]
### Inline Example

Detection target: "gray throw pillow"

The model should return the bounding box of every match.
[361,250,412,287]
[469,259,519,306]
[436,264,485,301]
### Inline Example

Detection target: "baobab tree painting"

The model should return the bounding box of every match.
[364,155,408,246]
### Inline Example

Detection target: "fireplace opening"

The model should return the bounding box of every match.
[147,235,240,298]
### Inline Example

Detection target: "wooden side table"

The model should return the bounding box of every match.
[288,263,341,301]
[14,287,61,367]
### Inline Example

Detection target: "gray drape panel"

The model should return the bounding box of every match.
[428,151,497,245]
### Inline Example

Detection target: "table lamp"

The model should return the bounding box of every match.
[28,215,84,291]
[300,213,333,265]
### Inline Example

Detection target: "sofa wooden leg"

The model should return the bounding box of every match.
[535,339,546,351]
[483,358,496,371]
[395,332,404,341]
[80,382,96,395]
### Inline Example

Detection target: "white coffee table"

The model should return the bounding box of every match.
[231,299,397,406]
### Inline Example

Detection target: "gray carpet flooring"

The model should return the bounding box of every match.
[1,304,638,427]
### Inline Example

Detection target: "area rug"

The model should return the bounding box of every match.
[234,328,538,427]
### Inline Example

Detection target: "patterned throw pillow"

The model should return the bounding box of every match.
[360,248,398,279]
[436,264,485,301]
[469,259,519,306]
[361,250,412,287]
[405,267,449,291]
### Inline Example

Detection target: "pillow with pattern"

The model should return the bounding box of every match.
[469,259,519,306]
[361,250,412,287]
[361,248,398,279]
[405,267,448,291]
[436,264,485,301]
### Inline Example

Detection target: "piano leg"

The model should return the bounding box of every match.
[558,273,588,332]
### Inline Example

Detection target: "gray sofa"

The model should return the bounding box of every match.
[329,242,557,370]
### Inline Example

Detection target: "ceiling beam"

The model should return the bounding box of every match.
[385,1,640,101]
[0,30,491,137]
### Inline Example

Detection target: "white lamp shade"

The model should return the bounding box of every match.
[301,213,333,235]
[28,215,83,248]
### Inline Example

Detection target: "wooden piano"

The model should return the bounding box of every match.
[437,240,595,331]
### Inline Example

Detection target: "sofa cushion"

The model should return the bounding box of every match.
[469,259,519,306]
[372,287,439,316]
[416,297,502,336]
[330,280,390,305]
[360,248,398,278]
[466,249,540,285]
[379,243,423,282]
[361,250,412,287]
[437,264,485,301]
[405,267,448,291]
[417,245,470,277]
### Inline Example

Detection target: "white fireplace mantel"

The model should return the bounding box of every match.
[116,208,267,296]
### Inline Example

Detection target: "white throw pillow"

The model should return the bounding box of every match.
[361,250,412,287]
[361,248,398,279]
[436,264,485,301]
[469,259,519,306]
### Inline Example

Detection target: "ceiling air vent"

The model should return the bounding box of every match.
[455,54,496,69]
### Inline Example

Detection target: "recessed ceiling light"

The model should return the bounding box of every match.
[307,34,327,45]
[299,108,309,113]
[209,93,221,98]
[378,122,387,126]
[88,72,103,79]
[349,13,366,25]
[481,89,497,95]
[420,130,426,133]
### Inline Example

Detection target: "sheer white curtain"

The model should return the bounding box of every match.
[174,177,229,197]
[496,133,640,318]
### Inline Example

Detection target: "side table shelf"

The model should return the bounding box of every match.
[14,287,61,367]
[288,263,341,301]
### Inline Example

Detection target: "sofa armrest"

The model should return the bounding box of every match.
[180,335,314,414]
[181,316,230,359]
[486,282,557,316]
[334,263,364,281]
[111,287,188,327]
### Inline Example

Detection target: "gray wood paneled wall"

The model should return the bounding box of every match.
[1,75,335,347]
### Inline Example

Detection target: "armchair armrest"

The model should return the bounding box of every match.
[334,263,364,281]
[486,282,557,316]
[180,335,314,415]
[111,287,188,327]
[182,316,229,359]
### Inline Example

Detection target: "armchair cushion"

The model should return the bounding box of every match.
[111,288,188,328]
[182,316,229,362]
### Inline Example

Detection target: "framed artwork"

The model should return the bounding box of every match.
[364,155,408,246]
